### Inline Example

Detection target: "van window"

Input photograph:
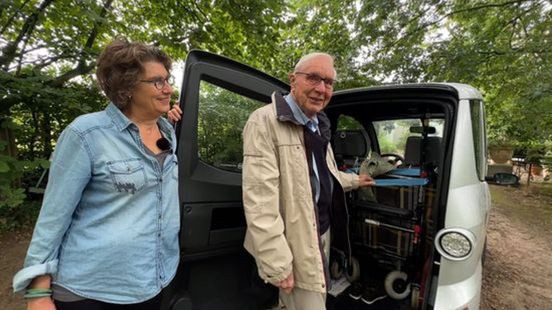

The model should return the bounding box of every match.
[470,100,486,180]
[197,81,265,172]
[374,119,421,157]
[374,118,444,159]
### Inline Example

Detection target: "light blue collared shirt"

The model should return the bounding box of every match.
[13,103,180,304]
[284,94,322,202]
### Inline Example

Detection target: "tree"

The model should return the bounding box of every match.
[0,0,287,226]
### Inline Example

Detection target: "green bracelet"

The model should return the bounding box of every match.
[26,288,52,294]
[24,288,52,299]
[24,292,52,299]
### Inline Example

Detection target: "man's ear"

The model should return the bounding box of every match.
[288,72,296,87]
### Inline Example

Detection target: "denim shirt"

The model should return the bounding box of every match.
[13,103,180,304]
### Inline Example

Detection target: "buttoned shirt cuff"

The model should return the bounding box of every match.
[13,259,58,293]
[260,262,293,284]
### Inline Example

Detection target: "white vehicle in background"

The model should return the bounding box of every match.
[162,51,506,310]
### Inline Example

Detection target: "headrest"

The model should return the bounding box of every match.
[332,130,367,157]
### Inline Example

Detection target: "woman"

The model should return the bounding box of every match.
[13,39,180,310]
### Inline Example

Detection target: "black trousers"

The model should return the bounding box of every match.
[54,293,162,310]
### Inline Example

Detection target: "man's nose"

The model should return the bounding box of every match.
[314,80,326,92]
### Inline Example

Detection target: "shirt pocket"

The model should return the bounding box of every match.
[106,158,147,194]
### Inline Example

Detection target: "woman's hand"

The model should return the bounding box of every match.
[26,275,55,310]
[167,103,182,123]
[27,297,56,310]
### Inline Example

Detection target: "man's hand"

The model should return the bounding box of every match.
[27,297,56,310]
[276,273,294,294]
[358,174,375,187]
[167,102,182,123]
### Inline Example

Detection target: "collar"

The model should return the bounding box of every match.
[273,92,332,142]
[284,94,319,128]
[106,103,174,139]
[106,103,133,132]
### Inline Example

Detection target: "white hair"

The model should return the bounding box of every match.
[293,52,337,79]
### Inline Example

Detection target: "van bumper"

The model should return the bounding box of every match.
[434,262,482,310]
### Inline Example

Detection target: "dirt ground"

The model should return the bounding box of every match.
[1,183,551,310]
[480,182,552,309]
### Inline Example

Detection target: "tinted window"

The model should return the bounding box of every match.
[197,81,265,172]
[470,100,486,180]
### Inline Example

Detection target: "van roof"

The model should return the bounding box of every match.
[334,83,483,101]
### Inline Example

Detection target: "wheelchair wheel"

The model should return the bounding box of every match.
[384,270,411,300]
[330,260,343,279]
[345,256,360,282]
[410,286,420,309]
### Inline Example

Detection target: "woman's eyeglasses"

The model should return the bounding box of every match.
[140,76,173,90]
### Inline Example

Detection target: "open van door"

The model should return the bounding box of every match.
[165,51,288,310]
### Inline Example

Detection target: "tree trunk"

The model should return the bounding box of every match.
[0,0,54,70]
[0,119,17,157]
[41,112,52,159]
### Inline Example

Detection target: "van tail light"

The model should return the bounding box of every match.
[434,228,475,261]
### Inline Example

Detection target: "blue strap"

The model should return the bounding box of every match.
[389,168,421,177]
[374,178,429,187]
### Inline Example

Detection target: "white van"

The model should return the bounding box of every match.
[164,51,496,310]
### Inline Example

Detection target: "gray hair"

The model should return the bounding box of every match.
[293,52,337,79]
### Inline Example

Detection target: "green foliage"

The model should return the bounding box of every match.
[1,0,551,230]
[417,0,552,149]
[378,135,398,155]
[0,199,42,233]
[0,138,47,232]
[336,115,364,130]
[197,81,264,170]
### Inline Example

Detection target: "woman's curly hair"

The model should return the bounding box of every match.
[96,38,172,110]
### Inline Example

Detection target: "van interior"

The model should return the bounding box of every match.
[323,90,453,309]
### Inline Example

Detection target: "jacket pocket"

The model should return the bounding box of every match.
[107,158,146,194]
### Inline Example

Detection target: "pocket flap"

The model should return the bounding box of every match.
[107,159,143,174]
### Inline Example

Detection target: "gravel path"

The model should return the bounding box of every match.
[2,184,551,310]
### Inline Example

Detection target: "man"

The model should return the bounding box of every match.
[242,53,374,310]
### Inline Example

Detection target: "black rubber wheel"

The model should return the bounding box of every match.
[330,260,343,279]
[345,256,360,282]
[384,270,411,300]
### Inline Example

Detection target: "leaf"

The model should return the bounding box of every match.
[0,161,9,173]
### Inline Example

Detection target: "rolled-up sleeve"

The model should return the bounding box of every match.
[13,126,91,292]
[242,115,293,283]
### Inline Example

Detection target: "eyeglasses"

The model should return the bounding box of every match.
[294,72,335,88]
[139,76,173,90]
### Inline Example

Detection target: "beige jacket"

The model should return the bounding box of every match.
[242,92,359,293]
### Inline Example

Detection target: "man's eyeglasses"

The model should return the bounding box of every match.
[294,72,335,88]
[140,76,173,90]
